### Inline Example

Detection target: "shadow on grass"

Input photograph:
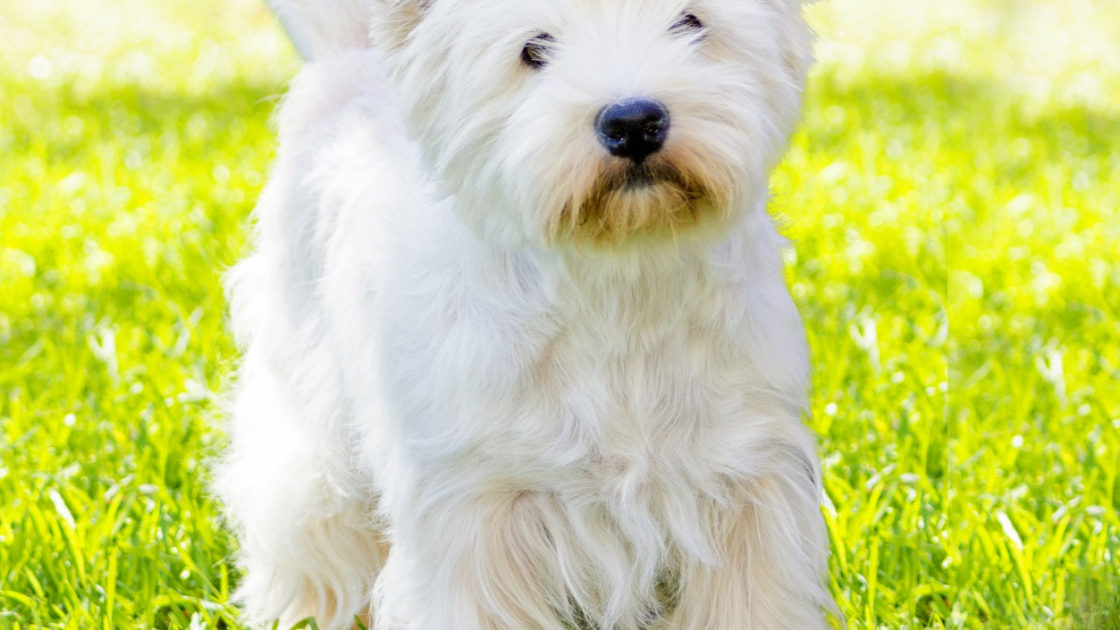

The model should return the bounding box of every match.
[1073,577,1120,630]
[3,75,286,160]
[806,68,1120,153]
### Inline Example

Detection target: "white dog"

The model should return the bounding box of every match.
[216,0,837,628]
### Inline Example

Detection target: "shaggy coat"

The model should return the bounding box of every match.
[217,1,837,628]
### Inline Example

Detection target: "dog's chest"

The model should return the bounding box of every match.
[528,324,728,494]
[383,257,757,496]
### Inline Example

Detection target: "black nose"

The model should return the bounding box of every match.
[595,99,670,164]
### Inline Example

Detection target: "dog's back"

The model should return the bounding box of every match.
[217,47,412,630]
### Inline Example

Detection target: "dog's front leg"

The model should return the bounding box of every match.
[664,473,836,630]
[375,491,570,630]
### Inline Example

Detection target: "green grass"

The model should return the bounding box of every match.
[1,0,1117,628]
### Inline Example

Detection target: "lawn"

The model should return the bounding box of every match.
[1,0,1118,628]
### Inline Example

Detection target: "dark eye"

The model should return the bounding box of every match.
[670,13,704,36]
[521,33,554,69]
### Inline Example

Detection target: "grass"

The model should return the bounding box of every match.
[0,0,1117,628]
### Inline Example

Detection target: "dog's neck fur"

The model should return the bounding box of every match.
[433,193,808,412]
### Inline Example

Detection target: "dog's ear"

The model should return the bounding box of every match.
[372,0,433,52]
[268,0,373,59]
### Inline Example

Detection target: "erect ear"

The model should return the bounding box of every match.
[371,0,433,52]
[268,0,374,59]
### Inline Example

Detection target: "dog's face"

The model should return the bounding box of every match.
[374,0,814,246]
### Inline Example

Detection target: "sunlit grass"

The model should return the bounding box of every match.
[1,0,1117,628]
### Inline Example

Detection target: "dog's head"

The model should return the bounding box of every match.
[373,0,814,247]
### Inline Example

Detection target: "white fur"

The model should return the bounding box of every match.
[218,1,837,629]
[267,0,373,58]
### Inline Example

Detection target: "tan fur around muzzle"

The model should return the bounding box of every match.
[550,153,726,245]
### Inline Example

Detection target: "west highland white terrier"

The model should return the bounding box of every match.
[217,0,837,628]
